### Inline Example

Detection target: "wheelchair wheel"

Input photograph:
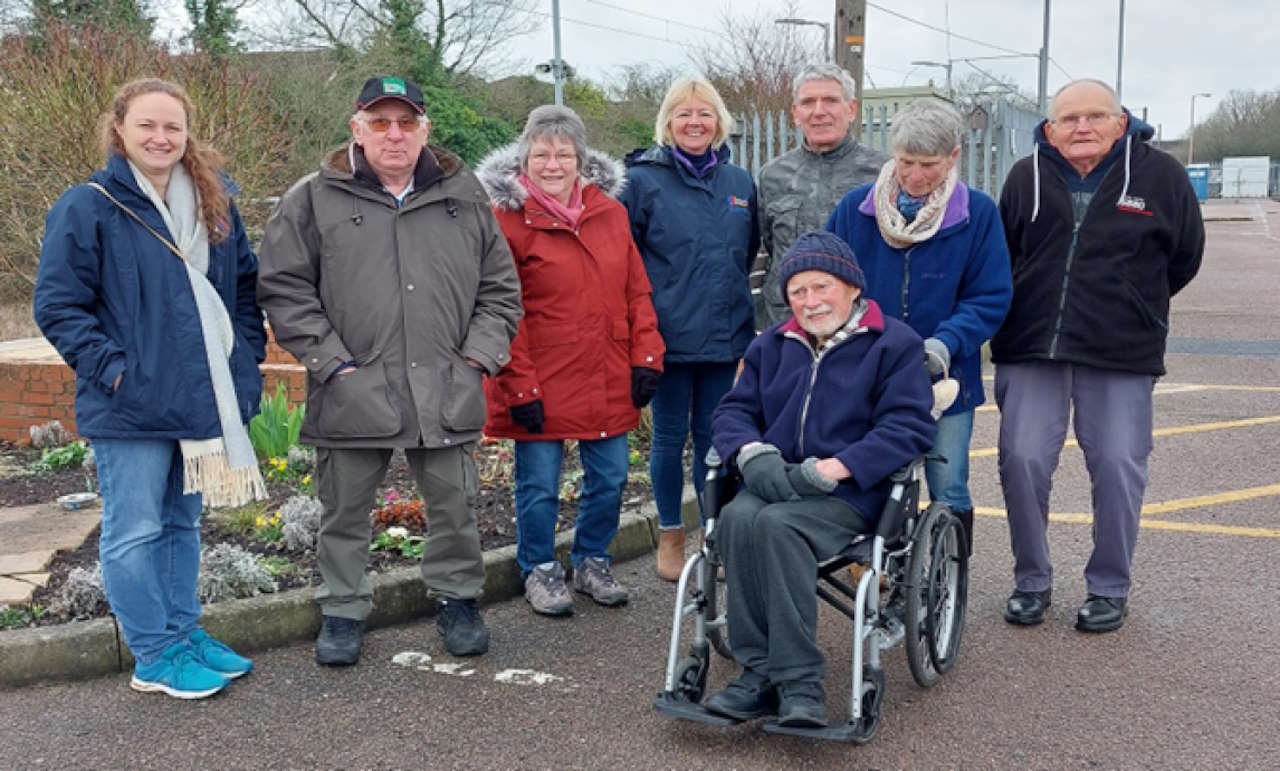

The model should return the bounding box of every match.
[672,655,709,703]
[850,666,885,745]
[904,503,967,687]
[925,514,967,675]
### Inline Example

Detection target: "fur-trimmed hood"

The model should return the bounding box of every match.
[476,142,627,211]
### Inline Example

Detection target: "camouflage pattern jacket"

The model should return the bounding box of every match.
[755,135,887,328]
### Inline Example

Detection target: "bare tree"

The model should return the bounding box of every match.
[1191,88,1280,162]
[689,1,824,116]
[247,0,538,77]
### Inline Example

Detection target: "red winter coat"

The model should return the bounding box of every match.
[477,144,664,441]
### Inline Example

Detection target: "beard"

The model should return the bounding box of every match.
[796,303,848,339]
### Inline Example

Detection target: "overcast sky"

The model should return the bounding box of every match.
[501,0,1273,140]
[150,0,1274,140]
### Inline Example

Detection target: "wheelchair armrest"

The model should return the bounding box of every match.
[888,456,926,483]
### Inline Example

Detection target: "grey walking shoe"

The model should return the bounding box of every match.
[524,561,574,616]
[572,557,629,606]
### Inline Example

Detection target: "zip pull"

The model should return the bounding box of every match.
[447,204,459,218]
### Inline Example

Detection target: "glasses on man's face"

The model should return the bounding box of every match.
[1051,111,1116,129]
[362,116,424,133]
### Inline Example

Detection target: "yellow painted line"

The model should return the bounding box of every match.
[973,506,1280,539]
[1140,484,1280,516]
[969,414,1280,458]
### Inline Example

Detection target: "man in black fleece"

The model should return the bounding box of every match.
[993,78,1204,633]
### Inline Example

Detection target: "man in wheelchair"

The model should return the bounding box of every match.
[705,231,937,728]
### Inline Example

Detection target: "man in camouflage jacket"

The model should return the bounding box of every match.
[756,63,887,328]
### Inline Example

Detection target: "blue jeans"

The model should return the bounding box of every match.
[926,409,975,512]
[649,361,738,529]
[514,435,630,578]
[94,438,204,664]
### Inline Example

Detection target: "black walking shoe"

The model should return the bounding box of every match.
[1076,595,1128,633]
[703,670,777,721]
[1004,588,1052,626]
[776,682,829,728]
[315,616,364,666]
[436,598,490,656]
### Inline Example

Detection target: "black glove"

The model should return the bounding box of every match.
[785,458,839,497]
[740,448,798,503]
[630,367,661,408]
[509,399,545,434]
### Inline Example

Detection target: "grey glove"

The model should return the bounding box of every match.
[738,444,798,503]
[923,337,950,379]
[786,457,839,497]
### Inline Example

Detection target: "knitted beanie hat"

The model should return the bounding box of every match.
[777,231,866,303]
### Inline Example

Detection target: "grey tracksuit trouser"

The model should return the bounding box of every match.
[314,445,482,620]
[995,361,1155,598]
[718,490,869,687]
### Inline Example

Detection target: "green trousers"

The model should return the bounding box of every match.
[314,444,482,620]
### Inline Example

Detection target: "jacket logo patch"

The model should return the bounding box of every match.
[727,194,750,212]
[1116,195,1152,216]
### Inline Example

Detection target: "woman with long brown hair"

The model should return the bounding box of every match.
[34,78,267,699]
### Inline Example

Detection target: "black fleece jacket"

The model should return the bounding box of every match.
[992,112,1204,376]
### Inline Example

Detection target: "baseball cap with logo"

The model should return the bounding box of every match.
[355,76,426,115]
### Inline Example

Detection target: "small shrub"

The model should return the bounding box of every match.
[286,444,315,472]
[50,563,107,619]
[249,382,306,460]
[372,495,426,531]
[370,526,424,559]
[257,555,298,578]
[32,440,88,472]
[279,495,323,551]
[28,420,73,449]
[198,543,278,603]
[219,500,271,536]
[252,510,284,542]
[0,604,44,630]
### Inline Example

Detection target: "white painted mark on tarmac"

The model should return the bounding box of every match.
[391,651,476,677]
[494,668,566,687]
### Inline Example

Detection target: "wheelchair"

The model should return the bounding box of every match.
[652,450,968,743]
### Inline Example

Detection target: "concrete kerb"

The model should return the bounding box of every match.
[0,488,701,688]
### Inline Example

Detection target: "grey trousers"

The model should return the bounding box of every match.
[718,490,868,687]
[314,445,482,620]
[995,361,1155,598]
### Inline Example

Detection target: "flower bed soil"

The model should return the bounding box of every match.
[11,439,656,627]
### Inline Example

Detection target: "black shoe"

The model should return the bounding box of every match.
[315,616,364,666]
[1076,595,1128,633]
[703,671,777,721]
[436,598,489,656]
[1004,588,1051,626]
[776,682,828,728]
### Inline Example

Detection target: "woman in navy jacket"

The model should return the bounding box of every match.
[827,100,1012,553]
[620,76,758,580]
[34,79,266,700]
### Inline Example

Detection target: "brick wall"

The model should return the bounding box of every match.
[0,332,306,445]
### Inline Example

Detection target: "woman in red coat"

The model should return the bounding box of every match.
[477,106,664,617]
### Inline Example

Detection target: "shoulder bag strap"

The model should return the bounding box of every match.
[86,182,185,262]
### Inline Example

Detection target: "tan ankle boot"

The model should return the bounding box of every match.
[656,528,685,582]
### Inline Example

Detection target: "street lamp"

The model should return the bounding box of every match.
[1188,91,1211,165]
[775,17,831,62]
[911,59,953,96]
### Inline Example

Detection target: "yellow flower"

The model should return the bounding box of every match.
[255,516,265,527]
[301,474,311,485]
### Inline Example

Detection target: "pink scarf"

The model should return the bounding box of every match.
[518,173,585,228]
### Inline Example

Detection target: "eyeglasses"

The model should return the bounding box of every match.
[1050,112,1117,128]
[360,116,425,133]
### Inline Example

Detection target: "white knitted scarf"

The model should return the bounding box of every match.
[872,159,959,250]
[128,161,266,508]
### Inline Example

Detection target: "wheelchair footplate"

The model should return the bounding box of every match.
[761,720,874,742]
[652,692,742,726]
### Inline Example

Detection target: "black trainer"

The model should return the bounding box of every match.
[1004,588,1052,626]
[776,681,829,728]
[315,616,364,666]
[436,598,490,656]
[703,670,777,721]
[1076,595,1128,633]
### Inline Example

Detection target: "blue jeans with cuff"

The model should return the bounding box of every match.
[649,361,738,529]
[514,435,630,578]
[94,438,204,664]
